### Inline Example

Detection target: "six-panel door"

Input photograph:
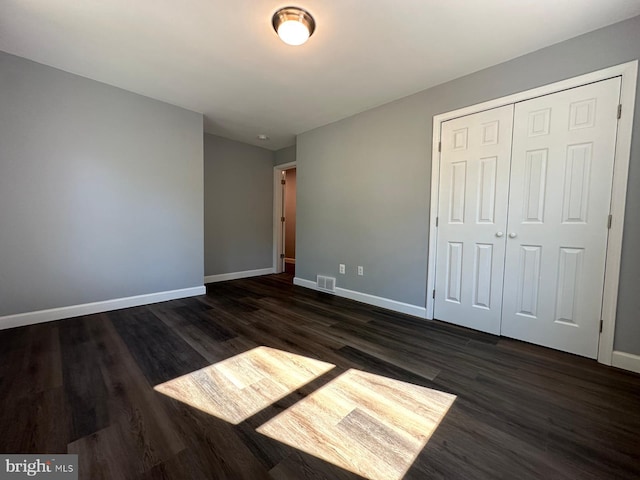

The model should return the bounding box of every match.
[500,77,621,358]
[434,78,621,358]
[434,105,514,335]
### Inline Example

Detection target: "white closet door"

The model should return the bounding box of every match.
[501,78,621,358]
[434,105,514,334]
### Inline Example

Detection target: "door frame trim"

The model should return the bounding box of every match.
[426,61,638,366]
[273,161,297,273]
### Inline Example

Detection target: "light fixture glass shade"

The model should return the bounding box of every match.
[277,20,310,46]
[272,7,315,46]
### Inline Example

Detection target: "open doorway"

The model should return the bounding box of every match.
[273,161,296,275]
[283,168,296,275]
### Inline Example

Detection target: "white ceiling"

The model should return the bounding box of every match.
[2,1,640,150]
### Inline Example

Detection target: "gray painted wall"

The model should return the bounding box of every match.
[204,134,274,276]
[0,51,204,317]
[297,15,640,354]
[274,145,296,166]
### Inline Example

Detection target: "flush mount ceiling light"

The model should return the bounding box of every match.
[272,6,316,46]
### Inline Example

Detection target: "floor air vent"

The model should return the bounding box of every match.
[316,275,336,292]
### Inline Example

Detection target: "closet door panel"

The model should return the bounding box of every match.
[501,77,621,358]
[434,105,513,334]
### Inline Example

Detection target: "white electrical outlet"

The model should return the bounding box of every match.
[339,264,346,274]
[357,266,364,276]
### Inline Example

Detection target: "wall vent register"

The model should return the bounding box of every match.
[316,275,336,292]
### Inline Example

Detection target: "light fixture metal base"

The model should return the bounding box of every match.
[272,6,316,45]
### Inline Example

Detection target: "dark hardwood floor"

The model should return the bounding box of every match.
[1,273,639,479]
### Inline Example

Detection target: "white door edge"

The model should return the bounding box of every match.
[426,60,638,367]
[273,161,297,273]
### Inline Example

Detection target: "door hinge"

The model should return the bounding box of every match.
[438,141,442,153]
[600,320,604,333]
[617,104,622,120]
[281,216,285,222]
[280,253,285,259]
[607,214,612,229]
[432,289,436,299]
[435,216,439,227]
[281,179,286,185]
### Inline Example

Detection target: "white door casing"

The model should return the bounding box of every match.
[500,78,622,358]
[434,105,514,335]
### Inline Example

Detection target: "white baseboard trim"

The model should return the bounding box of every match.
[0,286,206,331]
[293,277,428,319]
[204,267,275,284]
[611,351,640,374]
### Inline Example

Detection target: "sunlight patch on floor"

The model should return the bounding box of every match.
[154,346,335,424]
[257,369,456,480]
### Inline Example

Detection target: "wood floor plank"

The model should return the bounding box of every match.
[157,395,272,479]
[0,323,62,402]
[174,306,236,342]
[0,273,637,479]
[59,317,111,443]
[109,308,210,385]
[0,386,70,453]
[140,448,209,480]
[269,450,366,480]
[149,304,241,364]
[84,315,186,472]
[305,322,445,381]
[336,344,441,384]
[406,404,581,480]
[257,369,455,480]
